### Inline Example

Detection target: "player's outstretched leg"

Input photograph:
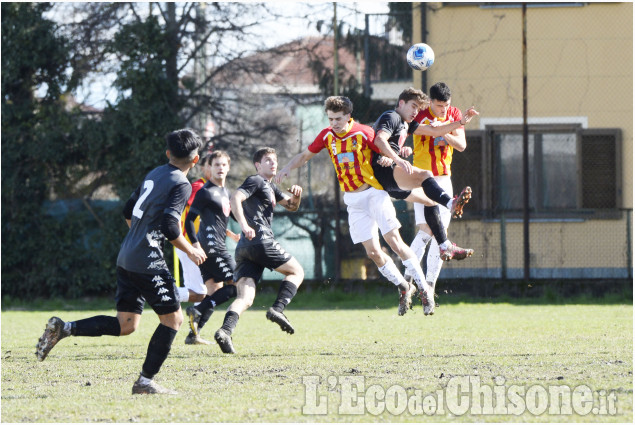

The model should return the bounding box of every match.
[36,317,70,361]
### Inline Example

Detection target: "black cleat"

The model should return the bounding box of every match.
[214,328,236,354]
[36,317,69,361]
[266,307,295,334]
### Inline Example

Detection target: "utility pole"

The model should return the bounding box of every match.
[333,2,341,282]
[522,4,530,281]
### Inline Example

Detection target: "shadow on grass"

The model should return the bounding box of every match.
[2,279,632,312]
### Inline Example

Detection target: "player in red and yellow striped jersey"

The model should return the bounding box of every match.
[275,96,434,316]
[174,160,207,304]
[410,82,471,298]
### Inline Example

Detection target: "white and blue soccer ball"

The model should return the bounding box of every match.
[406,43,435,71]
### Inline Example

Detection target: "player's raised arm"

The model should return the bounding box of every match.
[414,106,479,138]
[374,130,413,174]
[274,149,317,184]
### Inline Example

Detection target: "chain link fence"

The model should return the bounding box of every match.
[255,3,632,283]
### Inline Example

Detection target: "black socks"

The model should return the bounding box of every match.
[141,324,177,380]
[72,315,121,337]
[272,280,298,313]
[423,205,448,244]
[220,311,240,335]
[421,178,452,206]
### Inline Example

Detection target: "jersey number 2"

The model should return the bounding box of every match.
[132,180,154,219]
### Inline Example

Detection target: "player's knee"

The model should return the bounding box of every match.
[119,322,138,336]
[189,291,206,303]
[365,249,383,264]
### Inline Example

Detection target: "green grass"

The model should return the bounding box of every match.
[1,292,632,422]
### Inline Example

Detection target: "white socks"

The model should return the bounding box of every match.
[402,258,427,291]
[377,258,408,287]
[410,230,433,262]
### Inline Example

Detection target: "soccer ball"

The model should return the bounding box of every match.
[407,43,435,71]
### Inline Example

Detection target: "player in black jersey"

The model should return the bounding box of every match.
[183,150,240,345]
[36,129,207,395]
[214,147,304,354]
[371,88,479,314]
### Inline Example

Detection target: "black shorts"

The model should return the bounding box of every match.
[371,157,412,200]
[200,251,236,283]
[234,239,292,283]
[115,267,180,315]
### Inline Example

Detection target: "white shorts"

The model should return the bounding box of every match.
[414,175,453,229]
[343,187,401,244]
[175,247,206,294]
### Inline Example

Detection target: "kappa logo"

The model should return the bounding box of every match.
[284,252,290,259]
[274,243,281,250]
[148,252,159,259]
[152,276,163,283]
[160,295,172,302]
[208,248,216,254]
[157,287,169,295]
[225,272,233,277]
[261,234,270,240]
[216,257,224,263]
[206,226,213,231]
[222,267,231,273]
[148,259,166,270]
[218,262,227,268]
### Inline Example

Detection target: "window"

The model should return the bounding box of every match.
[456,126,622,217]
[494,130,577,211]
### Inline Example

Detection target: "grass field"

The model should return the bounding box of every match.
[1,290,632,422]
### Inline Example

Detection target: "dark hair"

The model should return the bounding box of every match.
[203,150,231,166]
[165,129,202,163]
[429,82,452,102]
[324,96,353,115]
[397,87,428,108]
[253,147,276,164]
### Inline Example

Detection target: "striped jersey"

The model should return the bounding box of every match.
[412,106,463,176]
[180,177,206,243]
[308,119,383,192]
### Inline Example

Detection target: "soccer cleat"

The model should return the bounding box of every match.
[440,242,474,261]
[398,281,417,316]
[214,329,236,354]
[418,286,436,316]
[266,307,295,334]
[36,317,69,361]
[186,306,202,337]
[450,186,472,219]
[132,377,177,395]
[185,333,211,345]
